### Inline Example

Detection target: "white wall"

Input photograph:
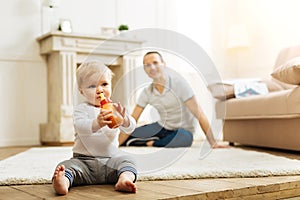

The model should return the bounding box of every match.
[0,0,45,146]
[211,0,300,80]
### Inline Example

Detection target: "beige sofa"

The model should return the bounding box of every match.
[211,45,300,151]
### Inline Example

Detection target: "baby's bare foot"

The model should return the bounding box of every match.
[115,171,137,193]
[52,165,70,195]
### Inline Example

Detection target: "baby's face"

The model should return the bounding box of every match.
[79,72,112,107]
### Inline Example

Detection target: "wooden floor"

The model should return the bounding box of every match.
[1,144,300,200]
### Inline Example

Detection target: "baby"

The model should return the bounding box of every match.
[52,61,137,195]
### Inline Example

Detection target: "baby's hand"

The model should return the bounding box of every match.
[97,109,113,128]
[113,102,125,117]
[113,102,129,127]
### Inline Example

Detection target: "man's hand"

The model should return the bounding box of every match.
[211,142,230,149]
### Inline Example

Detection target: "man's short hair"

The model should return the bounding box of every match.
[143,51,164,63]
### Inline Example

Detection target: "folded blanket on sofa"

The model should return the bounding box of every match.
[233,81,269,98]
[208,78,271,100]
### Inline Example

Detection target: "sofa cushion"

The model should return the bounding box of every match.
[273,45,300,69]
[271,57,300,85]
[216,86,300,119]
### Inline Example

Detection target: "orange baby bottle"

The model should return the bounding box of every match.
[99,93,123,129]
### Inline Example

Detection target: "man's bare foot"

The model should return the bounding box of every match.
[115,171,137,193]
[146,140,154,146]
[52,165,70,195]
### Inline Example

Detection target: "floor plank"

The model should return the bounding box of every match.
[0,147,30,160]
[0,186,41,200]
[138,181,201,198]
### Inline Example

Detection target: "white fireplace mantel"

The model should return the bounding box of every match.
[37,31,143,145]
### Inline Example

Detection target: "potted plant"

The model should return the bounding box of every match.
[118,24,129,31]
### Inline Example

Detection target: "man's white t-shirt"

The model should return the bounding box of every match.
[137,68,197,134]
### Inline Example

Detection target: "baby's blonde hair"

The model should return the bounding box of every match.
[76,61,114,87]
